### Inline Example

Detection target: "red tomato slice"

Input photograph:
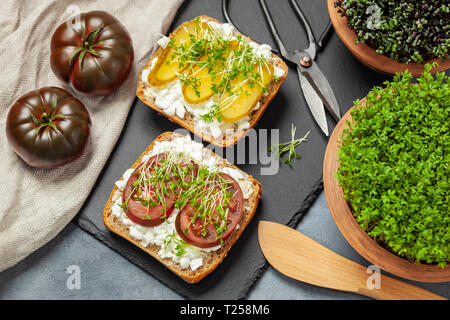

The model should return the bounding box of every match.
[122,154,175,227]
[175,173,244,248]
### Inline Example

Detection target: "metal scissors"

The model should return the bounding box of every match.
[222,0,341,136]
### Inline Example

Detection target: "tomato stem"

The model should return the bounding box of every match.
[31,96,65,134]
[41,112,50,122]
[69,24,105,67]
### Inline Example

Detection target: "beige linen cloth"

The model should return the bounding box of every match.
[0,0,184,271]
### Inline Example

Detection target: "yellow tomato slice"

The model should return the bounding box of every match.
[220,61,274,123]
[182,40,240,104]
[148,20,209,87]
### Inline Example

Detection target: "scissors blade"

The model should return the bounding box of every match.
[298,62,341,122]
[297,67,328,136]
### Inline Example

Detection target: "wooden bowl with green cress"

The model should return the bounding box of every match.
[327,0,449,76]
[324,107,450,282]
[323,67,450,282]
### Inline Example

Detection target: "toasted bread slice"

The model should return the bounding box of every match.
[103,132,262,283]
[136,16,288,147]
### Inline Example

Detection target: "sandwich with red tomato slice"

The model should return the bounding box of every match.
[103,132,261,283]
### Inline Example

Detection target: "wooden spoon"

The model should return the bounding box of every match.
[258,221,446,300]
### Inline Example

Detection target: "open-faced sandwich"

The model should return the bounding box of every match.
[103,132,262,283]
[137,15,288,147]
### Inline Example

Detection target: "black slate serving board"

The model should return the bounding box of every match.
[75,0,390,299]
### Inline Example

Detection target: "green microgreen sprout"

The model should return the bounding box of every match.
[164,232,191,256]
[269,124,310,166]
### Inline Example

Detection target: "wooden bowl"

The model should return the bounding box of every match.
[327,0,450,76]
[323,100,450,283]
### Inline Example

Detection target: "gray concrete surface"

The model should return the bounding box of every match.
[0,192,448,300]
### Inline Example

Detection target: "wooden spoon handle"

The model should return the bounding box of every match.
[357,274,447,300]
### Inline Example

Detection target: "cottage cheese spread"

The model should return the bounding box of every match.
[141,20,285,139]
[156,35,170,48]
[111,135,253,271]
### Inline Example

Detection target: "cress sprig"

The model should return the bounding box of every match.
[164,231,191,257]
[269,124,310,166]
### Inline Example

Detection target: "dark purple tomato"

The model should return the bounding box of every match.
[6,87,91,168]
[50,11,134,96]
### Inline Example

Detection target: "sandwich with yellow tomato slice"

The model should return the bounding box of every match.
[137,15,288,147]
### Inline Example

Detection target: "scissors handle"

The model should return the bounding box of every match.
[317,20,333,50]
[290,0,334,52]
[289,0,316,57]
[222,0,333,58]
[258,0,291,58]
[222,0,280,54]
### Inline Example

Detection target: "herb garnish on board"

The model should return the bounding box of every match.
[269,124,310,166]
[336,64,449,267]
